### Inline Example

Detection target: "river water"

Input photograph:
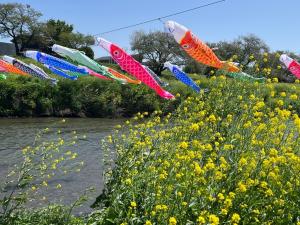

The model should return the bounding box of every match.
[0,118,123,215]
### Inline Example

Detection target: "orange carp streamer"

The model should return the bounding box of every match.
[106,67,141,84]
[165,20,239,72]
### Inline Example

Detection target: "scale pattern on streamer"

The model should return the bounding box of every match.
[0,59,28,75]
[172,66,200,92]
[12,60,49,80]
[109,44,174,99]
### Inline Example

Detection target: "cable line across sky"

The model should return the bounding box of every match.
[93,0,226,36]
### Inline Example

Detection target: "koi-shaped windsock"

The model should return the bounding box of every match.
[52,44,127,83]
[164,61,201,92]
[280,54,300,79]
[97,37,175,99]
[143,65,169,87]
[165,20,239,72]
[24,50,88,79]
[0,59,28,76]
[2,55,57,85]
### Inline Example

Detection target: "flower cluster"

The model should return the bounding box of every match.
[95,76,300,224]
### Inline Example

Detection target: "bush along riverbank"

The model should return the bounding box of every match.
[90,76,300,224]
[2,69,300,119]
[0,74,197,118]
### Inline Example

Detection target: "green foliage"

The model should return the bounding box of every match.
[46,19,74,39]
[0,3,94,55]
[2,56,299,118]
[4,205,84,225]
[3,75,300,224]
[22,18,95,54]
[0,70,193,117]
[0,3,42,54]
[183,59,207,74]
[131,31,186,75]
[78,46,94,59]
[210,34,270,63]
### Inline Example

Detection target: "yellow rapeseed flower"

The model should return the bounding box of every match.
[238,157,247,167]
[265,189,273,197]
[169,217,177,225]
[231,213,241,223]
[290,94,298,100]
[190,123,200,131]
[178,141,188,149]
[194,162,203,175]
[217,193,225,201]
[237,182,247,192]
[208,214,219,225]
[197,216,206,224]
[131,201,137,208]
[208,114,217,123]
[280,92,286,97]
[221,208,228,215]
[224,198,232,208]
[125,178,132,185]
[277,100,284,106]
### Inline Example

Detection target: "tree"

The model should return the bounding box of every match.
[78,46,94,59]
[17,18,95,55]
[207,35,298,82]
[0,3,42,54]
[58,32,94,49]
[41,19,94,49]
[184,59,207,74]
[131,31,185,75]
[210,34,270,66]
[45,19,73,41]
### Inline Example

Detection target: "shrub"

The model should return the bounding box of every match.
[0,74,194,118]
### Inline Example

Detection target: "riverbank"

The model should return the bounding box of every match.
[2,73,299,118]
[0,71,197,118]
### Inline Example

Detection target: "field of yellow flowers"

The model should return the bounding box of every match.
[90,76,300,225]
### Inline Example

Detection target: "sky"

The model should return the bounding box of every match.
[1,0,300,58]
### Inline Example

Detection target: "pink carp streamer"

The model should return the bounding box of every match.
[97,37,174,99]
[280,54,300,79]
